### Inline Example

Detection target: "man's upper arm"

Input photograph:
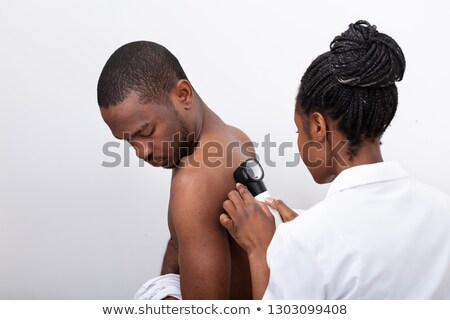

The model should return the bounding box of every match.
[169,170,231,299]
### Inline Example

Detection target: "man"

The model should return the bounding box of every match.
[97,41,254,299]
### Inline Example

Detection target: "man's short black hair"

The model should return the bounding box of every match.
[97,41,188,107]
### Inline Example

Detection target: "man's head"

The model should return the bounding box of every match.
[97,41,198,168]
[97,41,188,106]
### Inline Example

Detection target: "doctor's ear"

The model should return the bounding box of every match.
[172,79,193,110]
[309,112,328,142]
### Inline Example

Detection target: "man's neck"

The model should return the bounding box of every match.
[193,95,224,142]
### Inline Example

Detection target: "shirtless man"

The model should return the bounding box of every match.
[97,41,253,299]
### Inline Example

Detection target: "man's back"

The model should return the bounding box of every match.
[168,113,254,299]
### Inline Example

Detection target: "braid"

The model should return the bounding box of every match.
[296,20,405,157]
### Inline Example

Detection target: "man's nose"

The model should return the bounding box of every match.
[130,140,153,159]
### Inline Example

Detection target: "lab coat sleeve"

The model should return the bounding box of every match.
[263,222,327,299]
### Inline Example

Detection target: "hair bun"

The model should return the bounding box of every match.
[328,20,405,87]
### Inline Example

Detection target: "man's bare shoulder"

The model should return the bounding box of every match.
[208,124,254,148]
[170,164,232,208]
[218,124,256,160]
[180,124,255,172]
[226,124,253,143]
[169,123,255,223]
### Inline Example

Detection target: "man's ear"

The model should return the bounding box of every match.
[309,112,328,143]
[171,79,193,110]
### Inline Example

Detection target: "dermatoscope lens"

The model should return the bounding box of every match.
[245,159,263,180]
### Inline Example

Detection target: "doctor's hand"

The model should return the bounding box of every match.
[220,184,276,256]
[265,197,298,223]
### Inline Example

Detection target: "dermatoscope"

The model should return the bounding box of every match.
[234,158,283,227]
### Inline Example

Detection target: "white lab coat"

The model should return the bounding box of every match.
[263,161,450,299]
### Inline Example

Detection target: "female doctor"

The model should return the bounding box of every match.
[220,21,450,299]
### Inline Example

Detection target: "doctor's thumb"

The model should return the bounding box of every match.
[265,197,298,222]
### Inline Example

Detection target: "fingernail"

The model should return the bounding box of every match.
[236,183,243,187]
[265,197,274,204]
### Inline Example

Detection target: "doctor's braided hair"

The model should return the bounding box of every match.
[296,20,406,156]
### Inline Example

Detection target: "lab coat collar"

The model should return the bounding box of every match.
[326,161,409,197]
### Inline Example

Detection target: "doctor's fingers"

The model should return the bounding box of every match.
[219,213,236,234]
[266,198,298,222]
[223,199,238,219]
[227,190,246,211]
[256,201,275,219]
[235,183,255,204]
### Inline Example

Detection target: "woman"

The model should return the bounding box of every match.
[220,21,450,299]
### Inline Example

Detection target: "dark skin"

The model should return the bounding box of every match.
[220,109,384,299]
[160,239,178,300]
[100,81,254,299]
[161,238,179,275]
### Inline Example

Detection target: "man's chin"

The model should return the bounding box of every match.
[154,158,180,169]
[148,145,196,169]
[161,162,177,169]
[148,160,164,167]
[162,154,192,169]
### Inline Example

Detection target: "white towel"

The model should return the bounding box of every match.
[134,273,182,300]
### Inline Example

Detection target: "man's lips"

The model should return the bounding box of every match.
[149,160,163,167]
[146,156,166,167]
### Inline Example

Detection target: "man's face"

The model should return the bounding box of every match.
[100,91,196,169]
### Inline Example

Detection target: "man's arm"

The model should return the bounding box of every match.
[161,238,179,275]
[169,169,232,299]
[158,239,180,300]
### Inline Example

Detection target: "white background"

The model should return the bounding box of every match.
[1,0,449,299]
